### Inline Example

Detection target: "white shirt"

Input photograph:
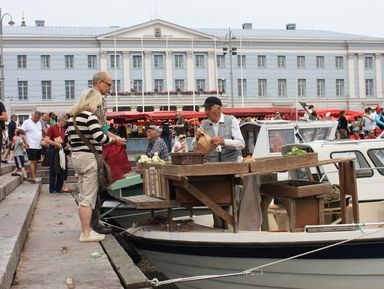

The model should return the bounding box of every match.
[21,118,42,149]
[172,140,189,153]
[363,112,376,131]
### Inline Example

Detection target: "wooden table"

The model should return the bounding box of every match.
[162,162,249,232]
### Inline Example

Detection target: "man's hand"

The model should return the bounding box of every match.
[211,136,224,146]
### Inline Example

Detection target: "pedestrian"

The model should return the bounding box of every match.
[172,134,188,153]
[5,114,18,163]
[91,71,126,234]
[0,100,8,166]
[44,114,68,194]
[336,110,349,139]
[146,125,169,161]
[67,88,118,242]
[10,129,28,180]
[161,119,173,152]
[21,111,43,183]
[174,112,186,136]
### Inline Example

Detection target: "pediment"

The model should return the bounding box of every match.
[97,19,215,40]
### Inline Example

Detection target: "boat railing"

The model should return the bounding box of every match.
[305,222,384,233]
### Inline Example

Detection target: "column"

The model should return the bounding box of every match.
[123,51,131,92]
[100,51,108,71]
[144,51,152,92]
[347,53,356,98]
[186,51,194,91]
[375,53,382,99]
[207,51,216,90]
[166,51,173,91]
[358,53,365,98]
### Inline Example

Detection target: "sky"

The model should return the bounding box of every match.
[2,0,384,38]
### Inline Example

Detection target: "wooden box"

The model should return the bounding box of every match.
[250,153,318,173]
[139,163,169,200]
[162,162,250,176]
[260,179,331,198]
[170,152,205,165]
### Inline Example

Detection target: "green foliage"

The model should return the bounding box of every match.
[283,147,307,157]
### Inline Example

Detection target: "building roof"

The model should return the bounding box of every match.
[2,23,383,41]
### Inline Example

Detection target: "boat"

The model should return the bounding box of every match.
[120,138,384,289]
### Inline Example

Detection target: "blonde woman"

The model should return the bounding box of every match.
[67,88,117,242]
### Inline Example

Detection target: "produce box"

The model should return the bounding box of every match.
[137,163,169,199]
[170,152,205,165]
[250,153,318,173]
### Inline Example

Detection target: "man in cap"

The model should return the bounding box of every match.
[44,113,68,194]
[193,96,244,162]
[146,125,169,161]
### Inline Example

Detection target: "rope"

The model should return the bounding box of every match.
[147,225,384,287]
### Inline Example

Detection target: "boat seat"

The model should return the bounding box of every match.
[120,195,180,209]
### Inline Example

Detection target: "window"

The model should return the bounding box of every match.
[17,81,28,100]
[258,79,267,96]
[218,78,226,93]
[217,55,225,68]
[237,55,246,68]
[335,56,344,69]
[317,79,325,97]
[196,79,206,91]
[277,56,286,68]
[257,55,266,68]
[174,79,185,91]
[154,79,164,92]
[65,80,75,99]
[331,151,373,178]
[133,80,142,92]
[174,55,184,69]
[368,148,384,175]
[336,79,345,97]
[88,55,97,69]
[365,56,374,69]
[297,79,306,97]
[195,55,205,68]
[366,79,374,97]
[41,55,50,69]
[17,55,27,68]
[154,54,164,69]
[297,56,305,68]
[237,79,247,97]
[87,80,93,88]
[111,80,121,92]
[132,55,142,69]
[65,55,74,69]
[316,56,325,68]
[278,79,287,97]
[110,54,120,68]
[41,81,52,100]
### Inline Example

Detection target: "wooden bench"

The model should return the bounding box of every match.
[121,195,180,209]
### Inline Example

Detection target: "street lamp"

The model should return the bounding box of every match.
[222,28,237,108]
[0,8,15,102]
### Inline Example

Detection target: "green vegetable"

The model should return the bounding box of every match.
[283,147,307,157]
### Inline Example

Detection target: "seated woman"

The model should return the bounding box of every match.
[171,134,188,153]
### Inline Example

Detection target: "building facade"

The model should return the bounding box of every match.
[2,19,384,120]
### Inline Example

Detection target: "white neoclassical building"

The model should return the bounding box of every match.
[1,19,384,121]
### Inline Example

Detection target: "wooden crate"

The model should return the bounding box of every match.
[250,153,318,173]
[140,163,169,200]
[260,179,332,198]
[170,152,205,165]
[162,162,250,176]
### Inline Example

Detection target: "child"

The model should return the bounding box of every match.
[171,134,188,153]
[11,129,28,180]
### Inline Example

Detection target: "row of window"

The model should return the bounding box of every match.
[15,54,377,70]
[16,78,374,100]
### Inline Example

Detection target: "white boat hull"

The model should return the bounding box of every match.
[127,227,384,289]
[142,250,384,289]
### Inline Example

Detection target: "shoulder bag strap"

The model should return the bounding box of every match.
[73,115,99,155]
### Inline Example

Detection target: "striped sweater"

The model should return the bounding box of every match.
[67,111,110,154]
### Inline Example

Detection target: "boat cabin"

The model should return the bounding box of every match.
[240,119,338,157]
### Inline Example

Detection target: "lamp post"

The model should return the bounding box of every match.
[222,28,237,108]
[0,8,15,102]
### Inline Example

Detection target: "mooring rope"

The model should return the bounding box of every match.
[147,225,384,287]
